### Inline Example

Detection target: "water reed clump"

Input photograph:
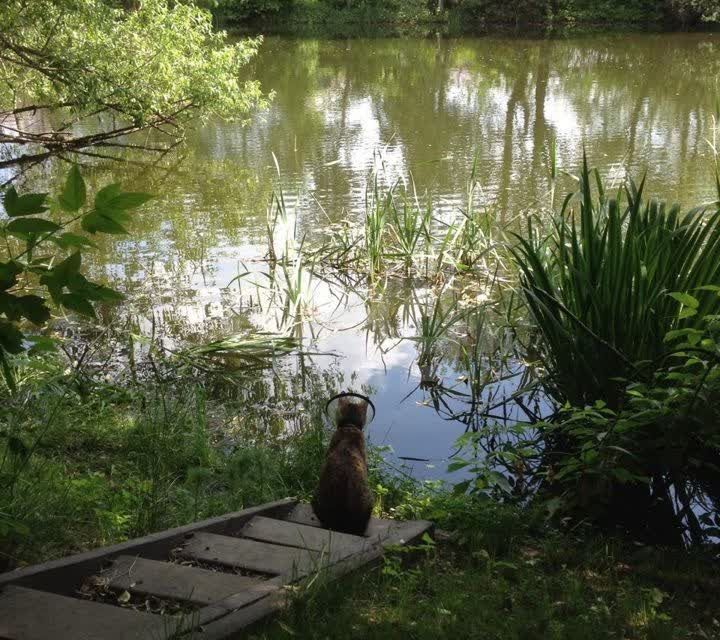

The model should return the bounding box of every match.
[512,155,720,407]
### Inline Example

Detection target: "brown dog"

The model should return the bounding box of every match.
[312,397,373,536]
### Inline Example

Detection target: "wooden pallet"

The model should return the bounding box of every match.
[0,499,433,639]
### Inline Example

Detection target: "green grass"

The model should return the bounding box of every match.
[251,499,719,640]
[0,353,335,569]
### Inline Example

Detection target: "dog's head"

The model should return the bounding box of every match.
[336,396,369,429]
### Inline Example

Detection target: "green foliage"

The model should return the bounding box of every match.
[537,307,720,544]
[511,157,720,407]
[443,160,720,543]
[0,166,151,390]
[218,0,434,25]
[454,0,666,25]
[0,0,264,122]
[215,0,286,21]
[0,0,266,165]
[669,0,720,23]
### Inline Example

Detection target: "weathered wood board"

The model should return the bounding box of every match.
[0,499,433,640]
[0,585,171,640]
[240,515,370,553]
[0,497,297,595]
[107,555,262,606]
[284,503,395,540]
[181,532,326,576]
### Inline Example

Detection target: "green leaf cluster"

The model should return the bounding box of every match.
[530,309,720,543]
[0,166,151,390]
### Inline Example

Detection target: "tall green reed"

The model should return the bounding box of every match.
[385,182,432,273]
[453,158,494,271]
[365,181,388,280]
[512,155,720,407]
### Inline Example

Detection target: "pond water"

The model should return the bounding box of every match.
[11,32,720,481]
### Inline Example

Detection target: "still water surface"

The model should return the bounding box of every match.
[20,33,720,479]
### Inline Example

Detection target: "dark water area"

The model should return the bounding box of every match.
[5,32,720,481]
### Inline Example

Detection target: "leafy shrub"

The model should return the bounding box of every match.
[218,0,434,24]
[669,0,720,23]
[474,159,720,544]
[542,306,720,545]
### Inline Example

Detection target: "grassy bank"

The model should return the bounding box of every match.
[2,354,719,639]
[253,498,719,640]
[0,351,341,569]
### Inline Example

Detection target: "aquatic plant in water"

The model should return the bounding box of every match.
[512,155,720,407]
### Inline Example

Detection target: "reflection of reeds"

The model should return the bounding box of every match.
[266,192,285,263]
[410,289,465,387]
[452,158,494,272]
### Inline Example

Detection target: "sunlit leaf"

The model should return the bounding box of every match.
[94,183,122,210]
[81,211,128,235]
[106,192,153,211]
[58,165,87,211]
[3,187,48,217]
[52,232,96,250]
[54,252,82,280]
[669,292,699,309]
[6,217,61,235]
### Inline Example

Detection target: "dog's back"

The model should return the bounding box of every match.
[312,398,373,535]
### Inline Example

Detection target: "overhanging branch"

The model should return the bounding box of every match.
[0,102,194,172]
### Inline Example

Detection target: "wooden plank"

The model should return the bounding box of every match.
[0,585,172,640]
[197,543,388,640]
[283,503,394,540]
[0,498,297,597]
[193,578,283,626]
[180,533,331,577]
[105,555,265,606]
[241,516,370,554]
[192,518,435,640]
[282,503,322,527]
